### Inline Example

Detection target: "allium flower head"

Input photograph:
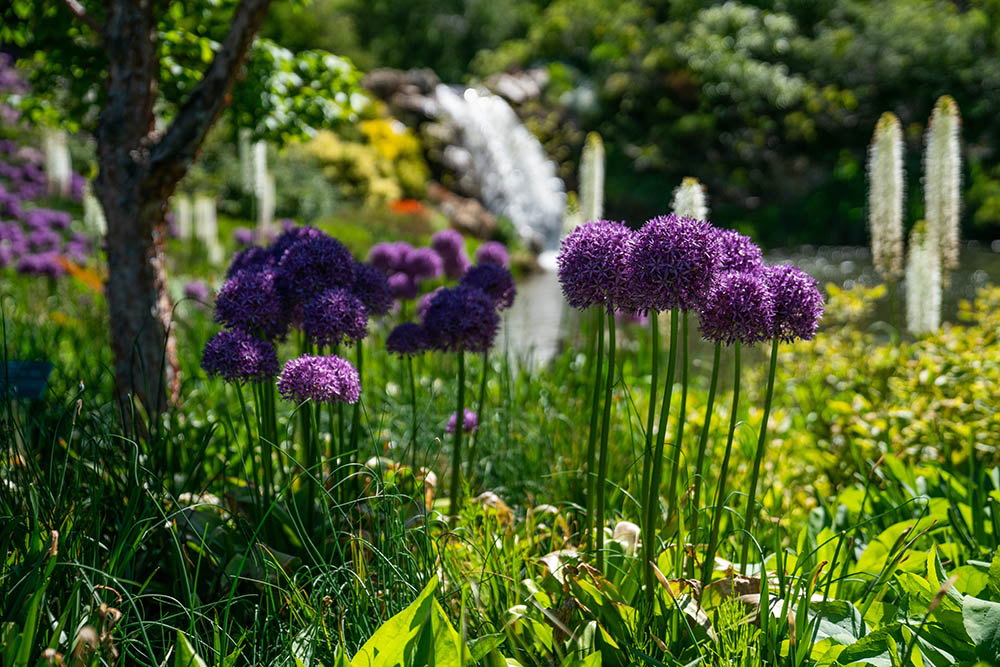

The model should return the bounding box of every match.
[431,229,471,279]
[761,264,824,342]
[351,262,393,316]
[233,227,254,247]
[446,409,479,434]
[418,287,443,319]
[184,280,211,302]
[386,322,428,356]
[474,241,510,268]
[715,229,763,273]
[460,263,516,309]
[268,224,324,263]
[277,354,361,404]
[422,285,500,353]
[388,272,419,300]
[402,246,443,280]
[16,252,65,277]
[556,220,632,310]
[214,267,287,339]
[226,245,274,279]
[302,287,368,347]
[275,232,356,307]
[368,241,412,274]
[201,328,279,383]
[622,214,721,312]
[697,270,775,345]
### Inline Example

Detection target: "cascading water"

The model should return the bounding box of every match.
[434,85,566,253]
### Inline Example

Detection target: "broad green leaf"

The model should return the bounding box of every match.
[962,596,1000,663]
[175,631,210,667]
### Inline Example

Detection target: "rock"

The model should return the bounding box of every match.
[363,68,440,98]
[426,182,496,239]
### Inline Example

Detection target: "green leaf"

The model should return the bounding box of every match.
[469,633,505,662]
[962,596,1000,663]
[175,631,210,667]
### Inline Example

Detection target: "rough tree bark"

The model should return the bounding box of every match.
[83,0,273,414]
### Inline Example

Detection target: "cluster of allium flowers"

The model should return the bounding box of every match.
[557,220,633,310]
[386,322,429,356]
[431,229,470,279]
[368,241,412,274]
[760,264,824,342]
[460,263,516,310]
[302,288,368,347]
[388,272,418,300]
[422,285,500,353]
[474,241,510,268]
[214,267,287,339]
[368,240,448,302]
[621,214,720,312]
[233,227,255,247]
[697,270,775,345]
[225,245,273,278]
[715,229,763,273]
[277,354,361,404]
[351,262,393,316]
[201,329,279,383]
[275,232,356,309]
[447,409,479,434]
[184,280,211,303]
[402,246,443,281]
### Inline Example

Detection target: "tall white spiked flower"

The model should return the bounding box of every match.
[579,132,605,223]
[43,129,72,198]
[905,220,941,335]
[671,177,708,220]
[194,194,223,265]
[924,95,961,273]
[867,112,905,279]
[560,191,583,237]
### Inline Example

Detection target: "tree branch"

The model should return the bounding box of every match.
[61,0,103,35]
[144,0,273,197]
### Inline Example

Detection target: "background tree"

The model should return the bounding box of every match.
[1,0,362,412]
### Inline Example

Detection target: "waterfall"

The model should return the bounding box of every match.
[433,85,566,253]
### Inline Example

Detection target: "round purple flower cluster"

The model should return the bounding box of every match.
[275,233,356,312]
[277,354,361,404]
[386,322,429,356]
[201,329,280,383]
[716,229,764,273]
[697,270,775,344]
[475,241,510,268]
[446,409,479,434]
[184,280,211,303]
[302,288,368,347]
[351,262,393,317]
[431,229,471,279]
[423,285,501,353]
[557,220,633,310]
[460,263,516,310]
[214,267,287,339]
[762,265,825,342]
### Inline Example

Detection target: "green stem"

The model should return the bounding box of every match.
[449,350,466,521]
[467,350,489,476]
[303,400,316,531]
[596,309,617,572]
[584,309,605,553]
[740,336,779,572]
[691,343,721,522]
[664,310,689,574]
[234,383,261,519]
[644,309,679,604]
[349,342,363,461]
[702,342,741,589]
[639,311,660,524]
[407,354,418,472]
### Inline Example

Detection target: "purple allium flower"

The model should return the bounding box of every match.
[233,226,254,247]
[386,322,428,356]
[422,285,500,353]
[621,214,721,312]
[302,287,368,347]
[697,270,774,345]
[402,246,443,281]
[761,264,824,342]
[460,263,516,309]
[214,268,287,339]
[16,252,65,277]
[0,245,11,267]
[64,238,90,265]
[417,287,443,319]
[431,229,470,279]
[351,262,393,317]
[277,354,361,404]
[368,241,412,274]
[275,232,356,308]
[446,409,479,434]
[475,241,510,268]
[267,224,324,263]
[225,245,274,279]
[27,227,60,252]
[716,229,764,273]
[557,220,633,310]
[184,280,211,302]
[201,328,279,383]
[388,272,419,301]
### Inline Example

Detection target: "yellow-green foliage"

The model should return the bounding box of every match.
[305,119,429,208]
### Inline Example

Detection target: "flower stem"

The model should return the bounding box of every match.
[595,308,617,572]
[449,350,466,522]
[664,310,689,575]
[639,311,660,526]
[234,382,261,519]
[584,309,605,553]
[740,336,779,572]
[702,342,741,589]
[349,342,363,461]
[691,342,721,526]
[407,355,418,472]
[467,350,489,476]
[644,309,679,605]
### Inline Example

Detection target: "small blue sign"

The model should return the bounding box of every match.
[2,361,54,399]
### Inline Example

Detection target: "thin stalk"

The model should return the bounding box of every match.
[467,350,489,475]
[449,350,466,521]
[691,343,721,514]
[702,342,741,589]
[740,336,779,572]
[303,401,316,531]
[234,383,261,519]
[407,355,418,471]
[639,311,660,522]
[595,309,617,572]
[664,310,689,575]
[349,342,363,459]
[644,308,679,605]
[584,309,605,552]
